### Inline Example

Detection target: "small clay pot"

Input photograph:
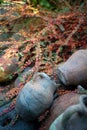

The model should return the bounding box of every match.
[57,50,87,87]
[49,95,87,130]
[15,72,58,121]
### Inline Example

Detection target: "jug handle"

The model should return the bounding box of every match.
[61,104,81,130]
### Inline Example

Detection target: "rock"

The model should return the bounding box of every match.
[0,57,18,83]
[15,72,59,121]
[40,92,80,130]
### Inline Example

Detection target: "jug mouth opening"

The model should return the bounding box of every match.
[83,97,87,107]
[58,69,68,86]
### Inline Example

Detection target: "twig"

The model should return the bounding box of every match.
[64,18,83,45]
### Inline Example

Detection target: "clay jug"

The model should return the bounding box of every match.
[40,92,80,130]
[49,95,87,130]
[57,50,87,87]
[15,72,58,121]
